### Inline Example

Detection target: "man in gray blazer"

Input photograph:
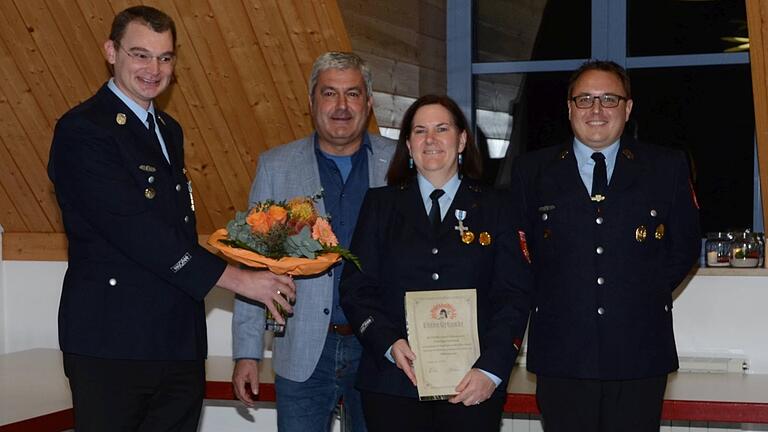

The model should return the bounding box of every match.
[232,52,395,432]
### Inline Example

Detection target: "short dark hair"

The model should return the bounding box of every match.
[386,94,482,185]
[567,60,631,99]
[109,6,177,47]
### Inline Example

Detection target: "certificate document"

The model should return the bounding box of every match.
[404,289,480,401]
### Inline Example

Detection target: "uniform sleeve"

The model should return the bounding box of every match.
[231,157,274,360]
[664,152,701,290]
[340,190,404,367]
[50,115,225,301]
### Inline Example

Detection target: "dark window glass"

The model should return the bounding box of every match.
[627,0,748,56]
[474,0,590,62]
[476,72,572,187]
[630,65,755,233]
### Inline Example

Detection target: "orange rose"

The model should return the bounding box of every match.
[312,217,338,246]
[267,205,288,224]
[246,210,272,234]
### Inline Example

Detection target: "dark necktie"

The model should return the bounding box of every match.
[429,189,445,231]
[591,152,607,202]
[146,112,169,163]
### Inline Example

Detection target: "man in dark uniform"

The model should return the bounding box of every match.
[509,60,700,431]
[47,6,295,432]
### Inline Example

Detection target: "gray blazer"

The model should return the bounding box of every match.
[232,133,395,381]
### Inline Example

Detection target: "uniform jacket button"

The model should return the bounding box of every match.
[175,184,182,191]
[431,248,439,255]
[541,213,548,221]
[184,216,190,223]
[596,217,604,224]
[431,273,439,281]
[597,277,605,285]
[596,246,604,254]
[108,278,117,286]
[597,307,606,315]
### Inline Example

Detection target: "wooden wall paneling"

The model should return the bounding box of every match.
[0,132,50,232]
[2,232,68,261]
[0,2,69,127]
[12,1,95,106]
[0,36,57,169]
[160,0,253,212]
[175,0,265,175]
[242,0,313,137]
[73,0,118,43]
[0,183,27,233]
[314,0,353,52]
[44,0,109,94]
[746,0,768,241]
[279,1,327,77]
[0,64,60,232]
[208,0,296,150]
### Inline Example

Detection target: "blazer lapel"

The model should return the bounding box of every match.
[548,145,590,200]
[97,87,169,168]
[607,138,643,196]
[297,137,325,215]
[368,136,392,187]
[394,180,432,235]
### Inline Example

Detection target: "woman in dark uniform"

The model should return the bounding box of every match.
[340,95,532,432]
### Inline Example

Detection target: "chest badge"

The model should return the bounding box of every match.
[635,225,647,242]
[479,232,491,246]
[116,113,127,125]
[144,187,156,199]
[655,224,665,240]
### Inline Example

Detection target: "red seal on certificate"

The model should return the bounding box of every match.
[430,303,458,320]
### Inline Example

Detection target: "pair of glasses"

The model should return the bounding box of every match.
[118,45,176,66]
[570,94,628,109]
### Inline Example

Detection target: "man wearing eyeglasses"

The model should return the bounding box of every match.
[508,60,700,431]
[48,6,297,431]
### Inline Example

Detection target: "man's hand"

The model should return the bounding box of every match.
[391,338,418,386]
[217,265,296,323]
[448,368,495,406]
[232,359,260,406]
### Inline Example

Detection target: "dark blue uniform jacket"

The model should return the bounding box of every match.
[509,137,700,380]
[48,84,226,361]
[341,178,532,398]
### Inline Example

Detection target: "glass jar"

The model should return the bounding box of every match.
[729,231,760,268]
[705,232,731,267]
[755,232,765,268]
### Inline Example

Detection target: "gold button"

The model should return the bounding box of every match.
[144,188,156,199]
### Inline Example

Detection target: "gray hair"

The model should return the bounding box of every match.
[308,51,372,103]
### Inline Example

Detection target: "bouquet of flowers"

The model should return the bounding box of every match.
[208,192,359,334]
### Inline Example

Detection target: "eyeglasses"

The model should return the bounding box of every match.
[570,94,628,109]
[117,44,176,66]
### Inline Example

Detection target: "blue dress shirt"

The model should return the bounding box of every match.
[314,133,371,325]
[573,138,620,195]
